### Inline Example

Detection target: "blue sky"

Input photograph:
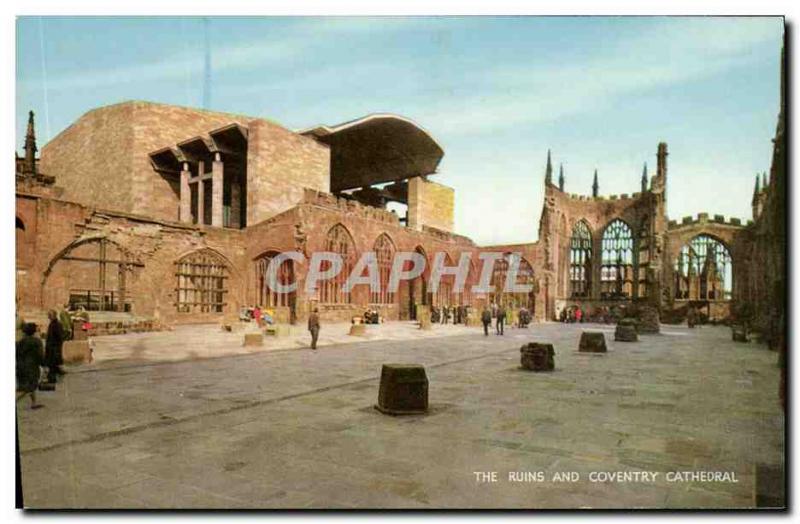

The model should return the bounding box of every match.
[16,16,783,245]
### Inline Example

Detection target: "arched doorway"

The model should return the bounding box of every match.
[43,237,143,312]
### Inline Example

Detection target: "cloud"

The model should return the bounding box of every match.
[414,17,783,137]
[20,16,450,91]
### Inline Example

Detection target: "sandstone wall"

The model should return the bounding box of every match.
[407,177,455,233]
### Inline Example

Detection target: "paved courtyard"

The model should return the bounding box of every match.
[17,321,784,509]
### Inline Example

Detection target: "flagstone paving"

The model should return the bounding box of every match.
[17,322,784,509]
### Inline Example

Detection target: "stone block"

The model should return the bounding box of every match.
[375,364,428,415]
[349,323,366,336]
[63,340,92,364]
[614,325,638,342]
[579,332,607,353]
[732,325,749,342]
[520,343,555,371]
[265,324,291,337]
[243,333,263,347]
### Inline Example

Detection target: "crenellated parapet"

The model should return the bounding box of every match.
[667,212,750,230]
[302,188,401,226]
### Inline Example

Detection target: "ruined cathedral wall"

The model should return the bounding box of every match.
[17,193,249,326]
[245,192,478,323]
[546,187,657,310]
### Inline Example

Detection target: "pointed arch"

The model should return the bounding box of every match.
[570,220,592,298]
[490,252,535,310]
[673,234,733,300]
[320,223,356,304]
[175,248,230,313]
[42,236,144,312]
[600,219,634,299]
[371,233,396,304]
[254,249,296,308]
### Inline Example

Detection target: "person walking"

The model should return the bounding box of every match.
[253,305,263,328]
[45,310,65,384]
[16,323,44,410]
[574,307,583,324]
[481,306,492,336]
[496,304,506,335]
[308,307,320,350]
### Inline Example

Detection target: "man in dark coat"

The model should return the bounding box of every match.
[16,323,44,409]
[481,307,492,336]
[45,310,65,383]
[308,307,320,350]
[496,305,507,335]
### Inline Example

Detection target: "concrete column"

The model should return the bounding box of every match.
[197,160,205,225]
[211,152,224,228]
[180,162,191,223]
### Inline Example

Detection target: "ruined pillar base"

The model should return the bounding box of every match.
[63,340,92,364]
[375,364,428,415]
[614,320,638,342]
[243,333,263,346]
[579,332,607,353]
[349,324,367,336]
[520,343,555,371]
[732,325,749,342]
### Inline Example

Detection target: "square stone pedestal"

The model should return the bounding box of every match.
[375,364,428,415]
[579,332,607,353]
[520,343,555,371]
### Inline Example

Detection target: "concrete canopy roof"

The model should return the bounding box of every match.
[301,114,444,193]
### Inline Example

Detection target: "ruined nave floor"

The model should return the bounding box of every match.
[18,322,784,509]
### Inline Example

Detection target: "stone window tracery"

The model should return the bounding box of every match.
[600,219,634,299]
[371,234,396,305]
[175,249,228,313]
[320,224,355,304]
[674,235,732,300]
[569,220,592,298]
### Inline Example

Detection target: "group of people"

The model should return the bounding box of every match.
[363,309,381,325]
[480,302,515,336]
[430,305,470,325]
[16,308,75,410]
[559,306,584,323]
[247,305,275,328]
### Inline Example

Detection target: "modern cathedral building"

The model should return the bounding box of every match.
[14,58,785,347]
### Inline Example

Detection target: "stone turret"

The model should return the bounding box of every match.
[558,163,565,191]
[641,162,648,193]
[23,110,37,176]
[545,149,553,186]
[592,169,599,197]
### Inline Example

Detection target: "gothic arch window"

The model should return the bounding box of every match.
[490,253,535,310]
[673,235,732,300]
[432,253,455,307]
[636,217,651,298]
[569,220,592,298]
[254,250,295,308]
[600,219,634,299]
[45,237,143,312]
[370,234,396,305]
[175,249,229,313]
[320,224,355,304]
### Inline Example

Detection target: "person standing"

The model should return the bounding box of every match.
[308,307,320,350]
[59,304,73,341]
[575,307,583,324]
[45,310,65,384]
[16,323,44,410]
[481,306,492,336]
[496,304,506,335]
[253,305,263,328]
